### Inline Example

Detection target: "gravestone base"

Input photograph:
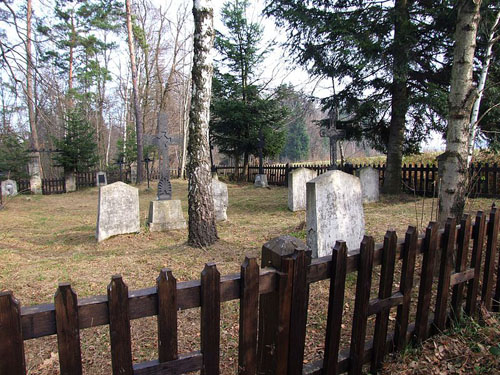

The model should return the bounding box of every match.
[148,199,187,232]
[254,174,268,188]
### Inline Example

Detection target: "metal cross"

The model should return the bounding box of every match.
[144,112,182,200]
[320,115,345,170]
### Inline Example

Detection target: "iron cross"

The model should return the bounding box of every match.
[320,116,345,170]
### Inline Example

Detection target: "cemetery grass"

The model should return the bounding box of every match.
[0,179,498,374]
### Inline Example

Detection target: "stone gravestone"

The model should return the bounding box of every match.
[65,172,76,192]
[254,174,268,188]
[1,179,18,197]
[306,170,365,258]
[212,174,228,221]
[358,166,379,203]
[96,182,140,242]
[146,112,186,231]
[288,168,317,211]
[130,162,137,184]
[28,153,42,194]
[96,171,107,187]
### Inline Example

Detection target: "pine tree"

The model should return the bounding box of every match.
[0,132,30,180]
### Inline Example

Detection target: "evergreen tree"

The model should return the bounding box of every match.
[53,108,98,173]
[0,132,30,180]
[281,118,309,162]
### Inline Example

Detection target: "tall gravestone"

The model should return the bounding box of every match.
[212,174,228,221]
[146,112,186,231]
[306,170,365,258]
[96,182,140,242]
[65,172,76,192]
[28,153,42,194]
[358,166,380,203]
[288,168,317,211]
[1,179,18,197]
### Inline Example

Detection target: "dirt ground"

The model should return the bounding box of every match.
[0,179,498,374]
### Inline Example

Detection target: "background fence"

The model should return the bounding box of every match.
[1,208,499,374]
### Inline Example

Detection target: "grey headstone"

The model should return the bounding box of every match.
[28,154,42,194]
[96,171,107,187]
[65,172,76,192]
[254,174,268,188]
[148,199,186,231]
[96,182,140,241]
[130,162,137,184]
[306,170,365,258]
[1,179,18,196]
[212,178,228,221]
[288,168,317,211]
[358,166,379,203]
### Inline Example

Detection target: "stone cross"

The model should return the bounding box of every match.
[144,112,182,200]
[320,116,345,170]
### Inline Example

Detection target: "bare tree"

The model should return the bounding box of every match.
[438,0,482,225]
[187,0,218,247]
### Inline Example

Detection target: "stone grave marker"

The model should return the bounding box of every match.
[212,174,228,221]
[28,153,42,194]
[288,168,317,211]
[96,182,140,242]
[96,171,107,187]
[306,170,365,258]
[65,172,76,192]
[1,179,18,196]
[358,166,379,203]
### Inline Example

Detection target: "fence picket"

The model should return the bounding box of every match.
[157,268,178,362]
[0,292,25,375]
[323,242,347,375]
[349,236,375,375]
[107,275,133,375]
[414,222,439,342]
[201,263,221,375]
[238,257,259,375]
[451,215,472,321]
[481,207,499,310]
[55,284,82,375]
[465,212,486,316]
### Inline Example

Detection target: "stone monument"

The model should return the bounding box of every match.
[320,114,346,170]
[65,172,76,192]
[96,182,140,242]
[212,174,228,221]
[130,163,137,184]
[254,174,268,188]
[288,168,316,211]
[146,112,186,231]
[358,166,380,203]
[28,153,42,194]
[1,179,18,197]
[96,171,107,187]
[306,170,365,258]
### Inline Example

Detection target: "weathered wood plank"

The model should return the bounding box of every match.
[349,236,375,375]
[0,291,26,375]
[157,269,178,362]
[275,258,294,375]
[371,231,397,373]
[133,351,202,375]
[108,275,133,375]
[201,263,220,375]
[466,212,486,316]
[482,207,499,310]
[238,257,259,375]
[394,226,418,351]
[55,284,82,375]
[323,241,347,375]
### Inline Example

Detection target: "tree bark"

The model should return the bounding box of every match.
[187,0,218,247]
[382,0,409,194]
[126,0,144,184]
[438,0,482,225]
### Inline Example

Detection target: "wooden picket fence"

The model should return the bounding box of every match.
[41,178,66,195]
[1,208,500,374]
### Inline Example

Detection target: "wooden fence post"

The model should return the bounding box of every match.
[257,235,308,375]
[466,212,486,316]
[482,207,499,310]
[157,268,178,362]
[0,291,25,375]
[201,263,221,375]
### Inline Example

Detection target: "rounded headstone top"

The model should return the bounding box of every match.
[263,235,307,256]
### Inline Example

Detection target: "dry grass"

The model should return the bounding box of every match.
[0,179,497,374]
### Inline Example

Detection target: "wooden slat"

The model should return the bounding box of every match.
[450,215,472,321]
[0,291,25,375]
[394,226,417,351]
[414,222,439,342]
[275,257,294,375]
[157,268,178,362]
[133,351,203,375]
[323,241,347,375]
[371,231,397,373]
[466,211,486,316]
[482,207,499,310]
[450,268,475,286]
[238,257,259,375]
[108,275,133,375]
[368,292,404,316]
[287,249,311,375]
[349,236,375,375]
[55,284,82,375]
[201,263,221,375]
[434,218,456,332]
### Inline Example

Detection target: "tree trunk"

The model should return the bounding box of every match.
[187,0,218,247]
[126,0,144,184]
[26,0,42,178]
[438,0,482,225]
[382,0,409,195]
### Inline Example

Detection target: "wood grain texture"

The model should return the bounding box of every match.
[157,268,178,362]
[466,212,486,316]
[0,292,26,375]
[482,207,499,310]
[201,263,221,375]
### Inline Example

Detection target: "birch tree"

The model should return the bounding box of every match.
[438,0,482,225]
[187,0,218,247]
